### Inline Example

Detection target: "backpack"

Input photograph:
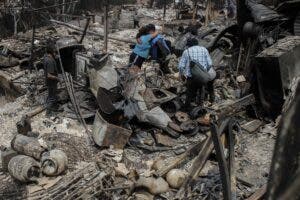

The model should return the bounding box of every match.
[157,39,171,58]
[151,36,171,60]
[187,49,216,84]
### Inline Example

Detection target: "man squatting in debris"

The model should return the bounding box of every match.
[178,38,216,110]
[43,44,60,114]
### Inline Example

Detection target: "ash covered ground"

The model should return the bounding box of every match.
[1,1,299,199]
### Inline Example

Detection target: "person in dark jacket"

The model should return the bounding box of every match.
[147,24,172,73]
[43,44,60,114]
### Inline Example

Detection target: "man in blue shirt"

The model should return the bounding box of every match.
[178,38,215,109]
[129,26,158,68]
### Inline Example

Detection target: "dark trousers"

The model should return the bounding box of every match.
[158,59,171,74]
[185,78,215,109]
[46,80,58,111]
[206,80,215,103]
[134,20,140,28]
[129,52,146,68]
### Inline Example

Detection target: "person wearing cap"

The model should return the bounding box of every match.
[178,38,215,109]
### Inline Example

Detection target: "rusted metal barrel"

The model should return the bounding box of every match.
[8,155,40,182]
[41,149,68,176]
[11,134,46,160]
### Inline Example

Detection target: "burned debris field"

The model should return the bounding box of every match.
[0,0,299,200]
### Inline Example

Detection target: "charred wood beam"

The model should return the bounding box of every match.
[38,12,89,20]
[79,17,91,44]
[103,0,109,53]
[237,177,254,188]
[216,94,256,119]
[175,118,232,199]
[175,131,215,199]
[211,122,231,200]
[163,0,167,19]
[50,19,135,44]
[31,1,79,12]
[228,120,237,200]
[246,185,267,200]
[211,119,239,200]
[26,105,46,118]
[29,23,38,73]
[155,139,205,177]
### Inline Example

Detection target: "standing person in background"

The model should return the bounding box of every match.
[129,26,159,69]
[133,10,140,29]
[43,44,60,115]
[175,0,183,8]
[178,38,215,110]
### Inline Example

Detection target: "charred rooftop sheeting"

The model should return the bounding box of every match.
[245,0,282,23]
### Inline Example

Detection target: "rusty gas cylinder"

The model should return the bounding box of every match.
[8,155,40,182]
[11,134,46,160]
[41,149,68,176]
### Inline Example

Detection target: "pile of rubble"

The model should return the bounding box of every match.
[0,0,299,199]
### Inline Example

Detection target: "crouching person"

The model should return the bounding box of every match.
[178,38,216,110]
[129,26,158,70]
[147,24,172,74]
